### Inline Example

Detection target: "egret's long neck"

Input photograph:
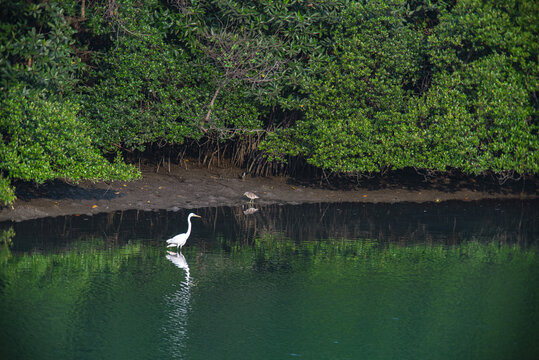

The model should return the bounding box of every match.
[186,215,193,237]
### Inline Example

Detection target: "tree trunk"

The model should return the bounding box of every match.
[204,82,224,126]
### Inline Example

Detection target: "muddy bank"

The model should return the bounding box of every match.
[1,165,537,222]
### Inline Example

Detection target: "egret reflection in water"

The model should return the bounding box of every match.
[166,251,190,282]
[163,252,192,354]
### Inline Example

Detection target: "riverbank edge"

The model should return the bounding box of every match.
[1,165,537,223]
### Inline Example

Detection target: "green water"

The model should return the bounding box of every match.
[1,201,538,359]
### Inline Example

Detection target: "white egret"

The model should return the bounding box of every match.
[166,212,201,252]
[244,191,259,204]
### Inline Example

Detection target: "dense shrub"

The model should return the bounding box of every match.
[262,0,538,176]
[402,0,538,174]
[0,1,81,93]
[0,87,140,206]
[0,1,139,206]
[261,0,427,172]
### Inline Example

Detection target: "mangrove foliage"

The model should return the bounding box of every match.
[1,0,537,205]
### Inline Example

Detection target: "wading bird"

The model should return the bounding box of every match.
[244,191,259,204]
[166,213,201,253]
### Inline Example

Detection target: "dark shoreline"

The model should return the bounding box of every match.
[1,165,537,223]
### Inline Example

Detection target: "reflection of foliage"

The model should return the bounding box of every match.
[0,238,170,360]
[2,233,537,294]
[195,234,539,360]
[0,227,14,246]
[0,238,144,285]
[1,234,538,360]
[224,234,539,275]
[0,227,15,264]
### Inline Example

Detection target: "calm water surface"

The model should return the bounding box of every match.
[1,201,538,359]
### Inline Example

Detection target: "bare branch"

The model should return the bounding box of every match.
[198,26,287,86]
[195,23,288,130]
[168,0,192,13]
[102,0,150,37]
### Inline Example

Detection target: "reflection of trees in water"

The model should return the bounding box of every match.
[196,201,536,247]
[0,227,15,263]
[0,240,194,360]
[4,200,537,251]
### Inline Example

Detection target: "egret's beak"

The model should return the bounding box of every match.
[194,214,202,218]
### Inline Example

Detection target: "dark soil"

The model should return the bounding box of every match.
[1,164,537,222]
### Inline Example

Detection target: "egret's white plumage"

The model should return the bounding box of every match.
[166,213,201,252]
[166,251,191,280]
